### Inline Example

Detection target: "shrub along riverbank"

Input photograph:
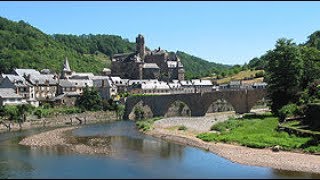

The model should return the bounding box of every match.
[135,117,162,131]
[196,113,320,153]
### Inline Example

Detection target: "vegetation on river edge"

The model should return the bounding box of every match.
[196,113,320,153]
[135,117,162,131]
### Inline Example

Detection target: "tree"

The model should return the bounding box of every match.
[17,104,34,122]
[264,38,303,115]
[115,104,125,120]
[76,86,103,111]
[305,31,320,50]
[300,46,320,89]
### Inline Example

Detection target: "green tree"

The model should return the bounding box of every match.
[305,30,320,50]
[17,104,34,122]
[115,104,125,120]
[264,38,303,115]
[300,46,320,89]
[76,86,103,111]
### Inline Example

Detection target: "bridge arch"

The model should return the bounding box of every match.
[205,98,235,114]
[128,100,153,120]
[165,100,191,117]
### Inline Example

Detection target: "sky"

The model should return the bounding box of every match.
[0,1,320,65]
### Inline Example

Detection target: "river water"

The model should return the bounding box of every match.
[0,120,319,179]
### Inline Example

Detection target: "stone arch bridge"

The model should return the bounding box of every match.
[123,89,267,120]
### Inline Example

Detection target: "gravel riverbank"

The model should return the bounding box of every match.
[146,111,320,174]
[19,126,114,155]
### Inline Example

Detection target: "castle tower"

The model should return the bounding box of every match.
[61,57,72,79]
[136,34,145,60]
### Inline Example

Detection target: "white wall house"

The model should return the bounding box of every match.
[0,74,39,107]
[0,88,27,106]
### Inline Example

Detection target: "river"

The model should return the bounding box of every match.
[0,120,319,179]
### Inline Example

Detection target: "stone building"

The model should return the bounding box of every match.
[111,34,185,81]
[0,74,39,106]
[12,69,58,104]
[0,88,26,106]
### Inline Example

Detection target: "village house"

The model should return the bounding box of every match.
[180,80,196,93]
[0,88,26,106]
[11,68,59,103]
[91,76,116,100]
[109,76,129,94]
[191,79,213,93]
[127,79,171,95]
[229,80,242,89]
[0,74,39,107]
[168,80,184,94]
[253,82,268,89]
[24,73,58,103]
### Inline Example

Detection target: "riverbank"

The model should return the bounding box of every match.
[19,126,115,155]
[145,112,320,174]
[0,110,117,133]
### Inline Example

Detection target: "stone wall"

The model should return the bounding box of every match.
[0,111,117,132]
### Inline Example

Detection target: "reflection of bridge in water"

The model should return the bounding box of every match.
[123,89,267,120]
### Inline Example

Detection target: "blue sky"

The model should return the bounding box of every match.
[0,1,320,65]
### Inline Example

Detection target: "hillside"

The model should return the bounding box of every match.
[0,18,97,74]
[214,70,264,85]
[176,51,231,79]
[0,16,231,77]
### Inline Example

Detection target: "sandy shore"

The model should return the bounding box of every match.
[146,112,320,174]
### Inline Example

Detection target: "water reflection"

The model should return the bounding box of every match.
[71,121,185,161]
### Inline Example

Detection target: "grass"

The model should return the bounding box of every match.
[135,117,162,131]
[197,113,320,152]
[214,70,264,85]
[34,106,83,118]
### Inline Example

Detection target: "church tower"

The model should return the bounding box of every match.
[61,57,72,79]
[136,34,145,60]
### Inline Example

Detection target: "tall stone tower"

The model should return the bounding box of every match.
[136,34,145,59]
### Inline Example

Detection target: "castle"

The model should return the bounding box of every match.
[111,34,185,81]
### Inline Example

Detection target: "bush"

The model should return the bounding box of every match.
[178,125,187,130]
[210,119,242,132]
[255,71,265,78]
[134,106,145,120]
[278,103,300,122]
[136,117,162,131]
[304,103,320,128]
[34,108,50,118]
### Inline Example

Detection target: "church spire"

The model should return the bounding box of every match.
[63,57,71,72]
[61,57,72,79]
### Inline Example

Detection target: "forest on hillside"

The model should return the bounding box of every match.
[0,16,230,78]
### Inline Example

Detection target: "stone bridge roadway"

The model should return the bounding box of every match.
[123,89,267,120]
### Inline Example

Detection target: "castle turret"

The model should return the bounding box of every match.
[136,34,145,60]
